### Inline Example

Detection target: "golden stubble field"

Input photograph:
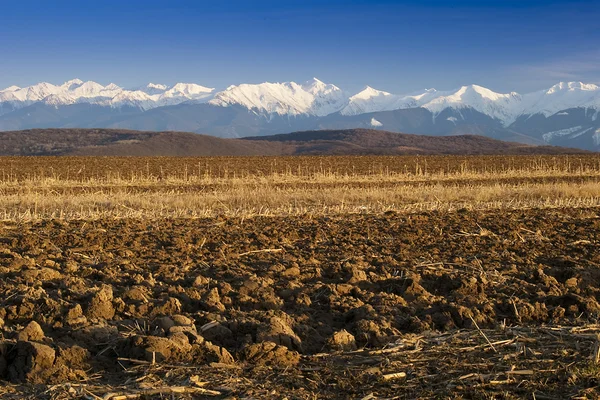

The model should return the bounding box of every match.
[0,155,600,219]
[1,155,600,399]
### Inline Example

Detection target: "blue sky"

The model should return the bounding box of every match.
[1,0,598,94]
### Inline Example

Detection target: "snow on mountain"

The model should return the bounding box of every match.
[301,78,347,116]
[0,79,215,111]
[1,78,600,126]
[61,79,84,91]
[370,117,383,127]
[109,90,156,109]
[104,83,122,91]
[0,86,21,93]
[156,83,215,106]
[521,82,600,117]
[166,83,213,97]
[0,91,19,104]
[209,78,346,117]
[341,86,403,115]
[137,83,168,95]
[70,81,119,99]
[420,85,522,125]
[6,82,62,103]
[43,93,77,106]
[341,87,448,116]
[542,126,593,143]
[341,82,600,126]
[395,88,444,109]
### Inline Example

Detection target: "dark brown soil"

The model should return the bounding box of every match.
[1,208,600,398]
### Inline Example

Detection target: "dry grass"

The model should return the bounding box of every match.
[2,181,600,220]
[1,155,600,220]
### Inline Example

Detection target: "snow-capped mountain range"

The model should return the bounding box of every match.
[0,79,214,110]
[210,78,347,117]
[1,78,599,150]
[340,82,600,125]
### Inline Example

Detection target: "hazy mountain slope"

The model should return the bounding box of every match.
[0,103,143,131]
[0,128,290,156]
[0,128,579,157]
[72,131,291,156]
[509,108,600,149]
[106,103,321,138]
[245,129,577,155]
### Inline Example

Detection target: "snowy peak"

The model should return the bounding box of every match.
[155,83,215,106]
[0,85,21,93]
[341,84,525,124]
[303,78,346,116]
[0,79,215,111]
[43,93,76,106]
[352,86,394,100]
[205,79,600,124]
[341,86,402,115]
[301,77,341,96]
[1,78,600,124]
[301,77,325,92]
[165,83,214,96]
[547,81,599,94]
[148,83,167,90]
[130,82,215,105]
[209,81,314,116]
[137,83,168,95]
[455,84,510,100]
[104,83,121,91]
[342,86,449,116]
[422,84,523,124]
[522,81,600,117]
[209,79,346,117]
[61,79,84,91]
[70,81,108,97]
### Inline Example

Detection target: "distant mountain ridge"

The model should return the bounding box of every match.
[1,78,599,150]
[0,128,586,157]
[0,79,214,111]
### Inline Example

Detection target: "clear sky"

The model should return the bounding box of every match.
[1,0,598,94]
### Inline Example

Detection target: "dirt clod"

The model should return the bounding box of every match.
[327,330,357,351]
[241,341,300,367]
[65,304,87,326]
[156,316,175,333]
[7,341,56,383]
[198,341,235,364]
[17,321,45,342]
[86,285,115,320]
[257,316,302,352]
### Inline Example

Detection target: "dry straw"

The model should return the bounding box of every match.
[0,155,599,221]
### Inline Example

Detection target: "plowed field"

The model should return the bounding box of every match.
[1,155,600,399]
